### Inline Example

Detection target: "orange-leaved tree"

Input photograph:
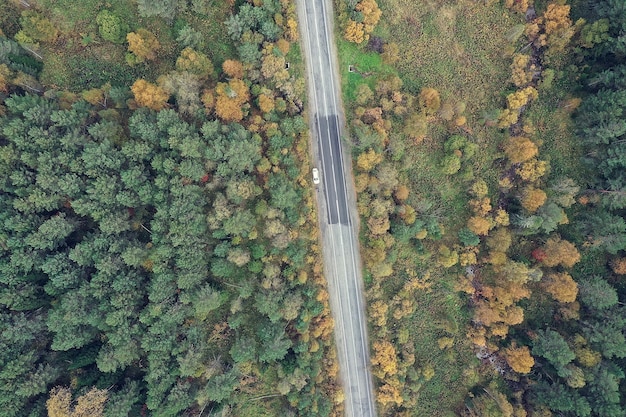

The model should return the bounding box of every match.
[222,59,244,79]
[541,237,581,268]
[131,79,169,111]
[543,272,578,303]
[215,78,250,122]
[344,20,365,44]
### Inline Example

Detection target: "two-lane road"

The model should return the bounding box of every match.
[295,1,377,417]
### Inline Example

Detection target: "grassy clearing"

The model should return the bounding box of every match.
[373,0,517,235]
[335,0,596,414]
[405,274,480,417]
[335,0,521,415]
[33,0,235,91]
[525,88,589,185]
[336,38,390,102]
[377,0,515,104]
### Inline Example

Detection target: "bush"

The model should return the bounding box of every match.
[444,135,467,153]
[96,10,127,44]
[440,154,461,175]
[458,228,480,247]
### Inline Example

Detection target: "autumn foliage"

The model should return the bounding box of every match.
[131,79,169,111]
[543,272,578,303]
[510,54,535,87]
[47,387,107,417]
[222,59,244,79]
[520,186,547,212]
[344,20,365,44]
[357,149,383,172]
[503,136,538,164]
[541,237,581,268]
[371,340,398,378]
[611,257,626,275]
[418,87,441,116]
[215,78,250,122]
[126,28,160,63]
[503,345,534,374]
[467,216,491,236]
[357,0,382,34]
[343,0,381,44]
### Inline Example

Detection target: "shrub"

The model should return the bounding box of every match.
[418,87,441,115]
[458,228,481,247]
[96,10,127,44]
[503,136,538,164]
[444,135,467,153]
[440,154,461,175]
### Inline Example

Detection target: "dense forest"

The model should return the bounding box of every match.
[0,1,341,416]
[2,0,626,416]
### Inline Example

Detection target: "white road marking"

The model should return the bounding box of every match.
[315,2,376,414]
[298,0,377,416]
[301,5,356,417]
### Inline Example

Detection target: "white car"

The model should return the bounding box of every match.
[312,168,320,185]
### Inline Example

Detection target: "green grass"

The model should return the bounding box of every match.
[334,1,598,415]
[402,272,481,415]
[525,86,590,187]
[334,0,522,415]
[33,0,236,91]
[336,38,390,102]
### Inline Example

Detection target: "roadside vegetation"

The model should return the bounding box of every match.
[335,0,626,415]
[0,1,342,416]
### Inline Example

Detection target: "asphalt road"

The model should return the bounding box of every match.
[295,1,378,416]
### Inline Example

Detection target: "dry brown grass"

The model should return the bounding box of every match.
[378,0,517,114]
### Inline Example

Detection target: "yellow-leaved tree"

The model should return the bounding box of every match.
[503,136,538,164]
[371,340,398,379]
[541,237,581,268]
[357,149,383,172]
[126,28,160,64]
[543,272,578,303]
[131,79,169,111]
[520,186,547,212]
[503,344,535,374]
[357,0,382,34]
[418,87,441,116]
[47,387,107,417]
